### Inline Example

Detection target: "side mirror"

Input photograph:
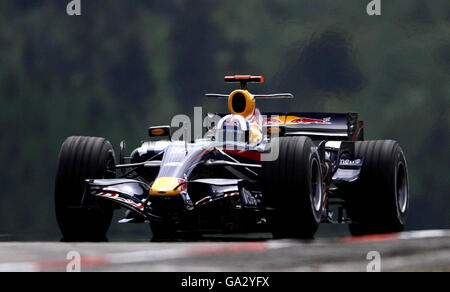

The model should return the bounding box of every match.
[148,126,171,140]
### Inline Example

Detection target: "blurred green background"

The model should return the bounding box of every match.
[0,0,448,240]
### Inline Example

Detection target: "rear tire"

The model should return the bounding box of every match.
[55,136,116,241]
[345,140,409,236]
[262,136,323,239]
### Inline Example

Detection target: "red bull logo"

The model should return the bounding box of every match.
[288,117,331,125]
[264,116,331,125]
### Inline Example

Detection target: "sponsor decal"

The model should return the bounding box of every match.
[340,158,363,167]
[98,192,144,210]
[288,117,331,125]
[265,116,332,125]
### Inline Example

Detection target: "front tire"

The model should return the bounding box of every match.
[262,136,323,239]
[55,136,116,241]
[345,140,409,236]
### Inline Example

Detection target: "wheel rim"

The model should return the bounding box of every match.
[311,159,322,212]
[396,162,408,214]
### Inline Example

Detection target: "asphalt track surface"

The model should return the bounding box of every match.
[0,230,448,272]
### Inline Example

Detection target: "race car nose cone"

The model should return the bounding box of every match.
[150,177,185,196]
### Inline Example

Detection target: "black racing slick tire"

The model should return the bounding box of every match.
[55,136,116,242]
[345,140,409,236]
[262,136,323,239]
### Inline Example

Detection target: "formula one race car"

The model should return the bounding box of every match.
[55,75,409,241]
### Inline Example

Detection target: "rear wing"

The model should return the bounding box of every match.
[206,75,294,98]
[263,112,364,141]
[224,75,264,89]
[206,93,294,100]
[207,112,364,141]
